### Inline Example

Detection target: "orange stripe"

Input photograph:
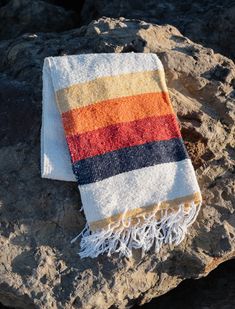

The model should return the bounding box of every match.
[62,92,173,136]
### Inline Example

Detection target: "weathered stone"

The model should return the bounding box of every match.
[145,259,235,308]
[80,0,235,61]
[0,0,78,40]
[0,17,234,308]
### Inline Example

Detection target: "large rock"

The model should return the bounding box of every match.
[0,17,234,308]
[0,0,78,40]
[80,0,235,61]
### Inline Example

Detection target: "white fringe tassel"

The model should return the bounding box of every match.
[71,201,201,259]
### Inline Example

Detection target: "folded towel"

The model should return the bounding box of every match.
[41,53,202,258]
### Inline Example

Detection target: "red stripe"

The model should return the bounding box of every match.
[67,114,181,162]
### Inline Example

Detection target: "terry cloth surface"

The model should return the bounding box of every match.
[41,53,202,258]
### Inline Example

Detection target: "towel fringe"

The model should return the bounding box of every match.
[71,201,201,258]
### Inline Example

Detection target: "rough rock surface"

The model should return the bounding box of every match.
[143,259,235,308]
[0,0,78,40]
[0,17,234,309]
[80,0,235,61]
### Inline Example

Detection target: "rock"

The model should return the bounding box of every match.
[0,74,37,146]
[146,259,235,308]
[183,4,235,62]
[0,0,78,40]
[0,17,234,308]
[80,0,235,61]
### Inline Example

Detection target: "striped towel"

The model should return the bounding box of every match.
[41,53,202,258]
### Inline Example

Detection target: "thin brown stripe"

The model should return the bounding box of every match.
[89,192,202,231]
[56,69,168,113]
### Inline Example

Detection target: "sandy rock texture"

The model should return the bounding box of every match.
[0,17,234,309]
[80,0,235,61]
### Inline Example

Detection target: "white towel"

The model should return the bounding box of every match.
[41,53,202,259]
[41,62,76,182]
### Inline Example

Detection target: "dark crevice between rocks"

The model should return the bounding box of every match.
[134,258,235,308]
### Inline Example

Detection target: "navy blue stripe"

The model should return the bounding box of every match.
[72,138,189,185]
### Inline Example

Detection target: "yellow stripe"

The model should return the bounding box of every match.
[89,192,202,231]
[56,70,168,113]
